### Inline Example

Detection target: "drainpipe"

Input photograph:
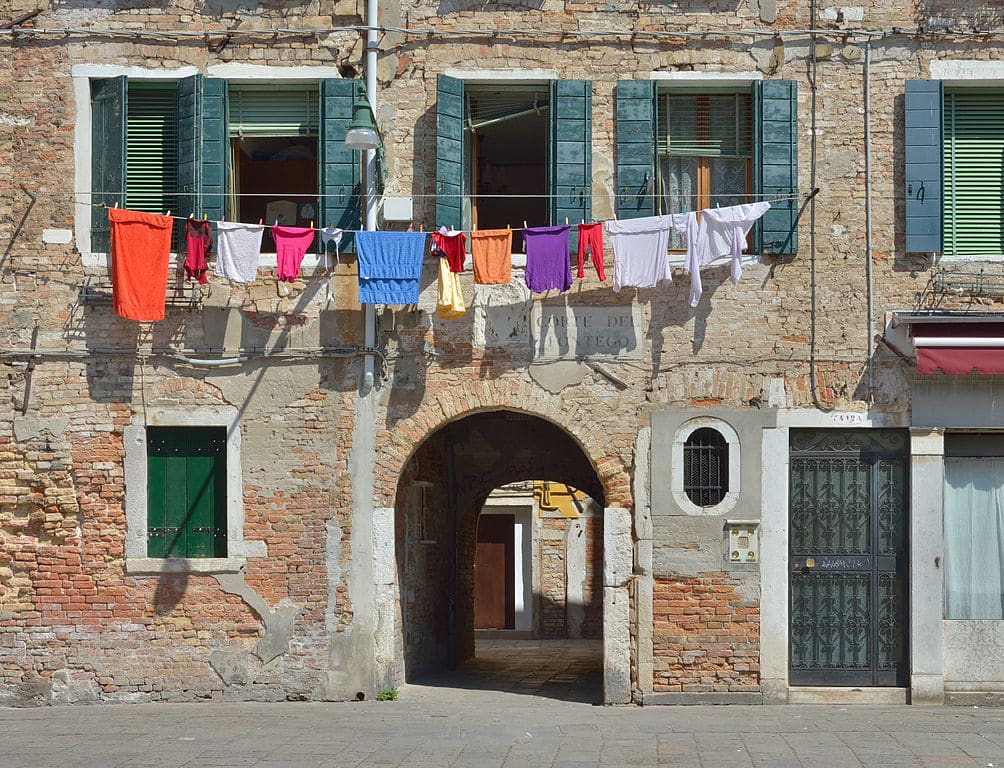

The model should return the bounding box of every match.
[361,0,379,391]
[864,39,875,399]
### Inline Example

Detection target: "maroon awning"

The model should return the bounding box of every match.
[911,322,1004,375]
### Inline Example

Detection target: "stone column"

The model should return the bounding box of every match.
[759,426,790,703]
[372,506,400,689]
[633,427,654,699]
[910,428,945,704]
[603,506,632,704]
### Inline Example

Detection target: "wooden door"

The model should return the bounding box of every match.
[474,514,515,630]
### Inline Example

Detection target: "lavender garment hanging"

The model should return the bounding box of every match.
[524,225,572,293]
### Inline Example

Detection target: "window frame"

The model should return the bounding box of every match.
[123,407,265,575]
[671,417,741,516]
[73,63,352,267]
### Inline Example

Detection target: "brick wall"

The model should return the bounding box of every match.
[652,575,760,693]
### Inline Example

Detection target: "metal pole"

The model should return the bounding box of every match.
[361,0,379,391]
[864,39,875,399]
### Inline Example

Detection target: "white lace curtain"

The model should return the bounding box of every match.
[944,458,1004,620]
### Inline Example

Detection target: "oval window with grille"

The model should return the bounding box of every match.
[683,427,729,507]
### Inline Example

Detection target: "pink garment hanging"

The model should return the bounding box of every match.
[273,226,316,282]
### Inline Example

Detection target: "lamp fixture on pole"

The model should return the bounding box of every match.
[345,95,380,151]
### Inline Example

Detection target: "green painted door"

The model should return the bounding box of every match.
[789,429,909,687]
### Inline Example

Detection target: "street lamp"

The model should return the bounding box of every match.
[345,95,380,151]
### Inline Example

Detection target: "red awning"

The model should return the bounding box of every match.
[912,322,1004,375]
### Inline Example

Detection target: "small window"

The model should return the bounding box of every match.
[657,91,752,248]
[683,427,729,507]
[146,427,227,558]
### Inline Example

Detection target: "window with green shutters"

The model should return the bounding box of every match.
[943,90,1004,256]
[146,427,227,559]
[90,76,360,254]
[615,79,798,255]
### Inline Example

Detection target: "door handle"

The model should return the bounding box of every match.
[804,558,815,569]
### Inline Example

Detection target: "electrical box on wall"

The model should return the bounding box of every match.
[726,520,759,564]
[382,196,414,222]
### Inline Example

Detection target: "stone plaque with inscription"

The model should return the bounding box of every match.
[530,304,642,359]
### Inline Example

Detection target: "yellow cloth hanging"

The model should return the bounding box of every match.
[437,257,466,320]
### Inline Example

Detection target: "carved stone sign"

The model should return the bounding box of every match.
[530,303,643,359]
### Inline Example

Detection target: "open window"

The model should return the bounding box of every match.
[229,87,320,252]
[435,76,592,254]
[658,92,753,249]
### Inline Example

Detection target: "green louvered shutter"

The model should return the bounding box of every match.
[754,80,798,255]
[615,80,656,219]
[177,76,228,223]
[320,79,362,252]
[126,84,178,220]
[146,427,227,559]
[550,80,592,252]
[905,80,943,253]
[91,76,127,253]
[436,75,465,230]
[944,90,1004,255]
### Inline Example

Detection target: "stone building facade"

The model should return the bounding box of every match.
[2,0,1004,706]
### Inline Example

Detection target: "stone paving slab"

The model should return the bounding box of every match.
[0,687,1003,768]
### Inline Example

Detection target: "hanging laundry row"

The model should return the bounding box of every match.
[106,208,343,321]
[104,203,770,323]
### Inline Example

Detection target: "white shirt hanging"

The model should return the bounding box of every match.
[689,202,771,306]
[605,215,676,292]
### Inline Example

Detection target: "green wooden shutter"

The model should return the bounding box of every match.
[615,80,656,219]
[550,80,592,252]
[754,80,798,255]
[91,76,127,253]
[126,84,178,217]
[320,78,362,252]
[905,80,944,254]
[177,76,228,222]
[146,427,227,559]
[943,91,1004,255]
[436,74,465,230]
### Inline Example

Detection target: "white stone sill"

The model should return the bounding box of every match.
[125,557,246,575]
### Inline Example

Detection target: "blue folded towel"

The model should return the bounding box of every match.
[357,231,427,305]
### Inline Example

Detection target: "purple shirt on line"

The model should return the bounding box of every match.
[524,225,572,293]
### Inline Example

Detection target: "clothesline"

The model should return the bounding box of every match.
[73,194,800,235]
[75,191,804,201]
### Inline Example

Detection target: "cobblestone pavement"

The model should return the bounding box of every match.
[1,641,1003,768]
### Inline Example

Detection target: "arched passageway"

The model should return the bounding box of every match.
[394,410,606,701]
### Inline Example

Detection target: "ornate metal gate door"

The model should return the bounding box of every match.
[789,429,909,686]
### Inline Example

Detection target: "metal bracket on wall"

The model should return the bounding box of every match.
[78,278,203,310]
[933,268,1004,300]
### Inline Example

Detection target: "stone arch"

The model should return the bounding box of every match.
[374,376,634,510]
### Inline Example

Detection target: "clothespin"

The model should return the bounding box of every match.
[188,212,194,219]
[419,224,424,233]
[113,201,119,208]
[274,219,279,227]
[581,218,585,225]
[165,210,171,217]
[565,217,569,226]
[309,220,314,229]
[258,218,263,226]
[203,213,208,221]
[523,220,527,229]
[507,223,511,231]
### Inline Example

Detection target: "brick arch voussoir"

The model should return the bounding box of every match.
[377,381,629,509]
